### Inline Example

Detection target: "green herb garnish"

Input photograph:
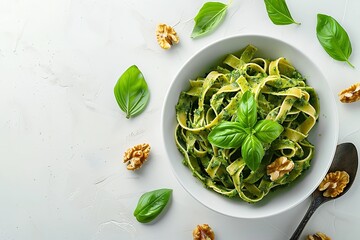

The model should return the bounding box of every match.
[133,188,172,223]
[264,0,300,25]
[316,14,354,68]
[191,1,230,38]
[208,91,284,171]
[114,65,150,119]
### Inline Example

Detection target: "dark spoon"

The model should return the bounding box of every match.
[290,142,358,240]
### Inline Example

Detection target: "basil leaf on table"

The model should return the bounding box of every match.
[241,135,264,172]
[254,120,284,143]
[208,122,248,149]
[133,188,172,223]
[264,0,300,25]
[191,1,229,38]
[114,65,150,119]
[316,14,354,68]
[238,91,257,129]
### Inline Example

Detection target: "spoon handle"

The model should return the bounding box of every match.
[289,196,323,240]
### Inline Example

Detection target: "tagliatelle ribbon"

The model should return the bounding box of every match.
[174,45,319,203]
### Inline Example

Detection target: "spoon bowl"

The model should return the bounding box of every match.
[290,142,358,239]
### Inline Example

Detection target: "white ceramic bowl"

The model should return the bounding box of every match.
[161,34,339,218]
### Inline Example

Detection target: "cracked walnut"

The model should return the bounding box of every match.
[318,171,350,198]
[123,143,151,170]
[307,232,331,240]
[156,23,179,49]
[193,224,215,240]
[267,156,295,181]
[339,82,360,103]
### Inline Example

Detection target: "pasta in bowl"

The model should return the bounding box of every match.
[161,35,338,218]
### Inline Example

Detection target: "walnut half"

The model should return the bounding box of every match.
[193,224,215,240]
[339,82,360,103]
[123,143,151,170]
[318,171,350,198]
[307,232,331,240]
[267,156,295,181]
[156,23,179,49]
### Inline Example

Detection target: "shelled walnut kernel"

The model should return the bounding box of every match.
[123,143,151,170]
[307,232,331,240]
[193,224,215,240]
[156,23,179,49]
[339,82,360,103]
[266,156,295,181]
[318,171,350,198]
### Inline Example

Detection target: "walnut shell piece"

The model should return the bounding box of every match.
[318,171,350,198]
[156,23,179,49]
[266,156,295,181]
[307,232,331,240]
[339,82,360,103]
[193,224,215,240]
[123,143,151,170]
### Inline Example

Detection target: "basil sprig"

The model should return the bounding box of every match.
[133,188,172,223]
[316,14,354,68]
[264,0,300,25]
[114,65,150,119]
[208,91,283,171]
[191,1,230,38]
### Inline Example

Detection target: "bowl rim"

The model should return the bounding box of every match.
[161,33,339,218]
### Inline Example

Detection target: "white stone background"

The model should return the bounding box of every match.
[1,0,360,239]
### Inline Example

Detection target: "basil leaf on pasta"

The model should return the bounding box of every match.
[242,135,264,171]
[114,65,150,118]
[264,0,300,25]
[316,14,354,68]
[254,120,284,143]
[238,91,257,129]
[208,122,247,149]
[191,2,229,38]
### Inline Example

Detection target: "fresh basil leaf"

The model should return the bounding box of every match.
[208,122,248,149]
[238,91,257,129]
[254,120,284,143]
[114,65,150,119]
[264,0,300,25]
[133,188,172,223]
[241,135,264,171]
[191,1,229,38]
[316,14,354,68]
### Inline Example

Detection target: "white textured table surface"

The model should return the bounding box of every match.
[1,0,360,239]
